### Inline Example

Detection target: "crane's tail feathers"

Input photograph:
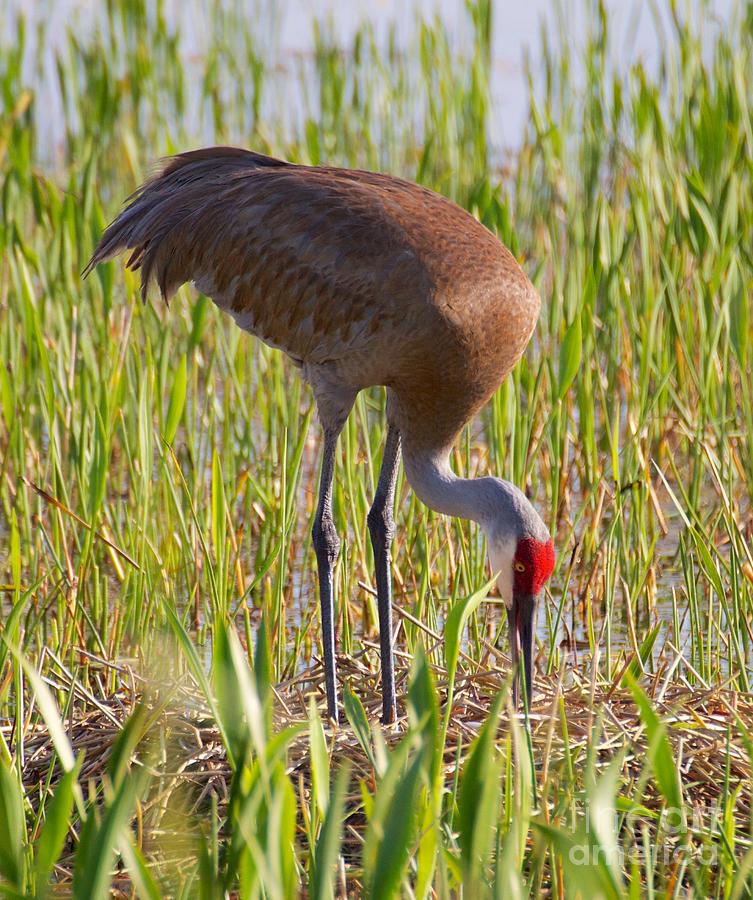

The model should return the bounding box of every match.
[82,146,290,303]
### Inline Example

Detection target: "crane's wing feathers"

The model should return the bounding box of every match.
[84,146,433,364]
[84,147,291,295]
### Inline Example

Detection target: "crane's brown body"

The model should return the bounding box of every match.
[87,146,548,724]
[88,147,539,453]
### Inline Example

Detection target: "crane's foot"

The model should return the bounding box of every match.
[382,701,397,725]
[325,693,340,727]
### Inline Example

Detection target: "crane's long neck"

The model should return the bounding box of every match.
[401,447,499,525]
[403,445,536,607]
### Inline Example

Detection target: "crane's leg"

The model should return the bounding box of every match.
[367,424,401,724]
[312,426,343,724]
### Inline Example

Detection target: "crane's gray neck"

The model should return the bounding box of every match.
[401,449,497,524]
[401,446,541,541]
[402,447,549,606]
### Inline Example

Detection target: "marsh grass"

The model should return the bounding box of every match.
[1,0,753,895]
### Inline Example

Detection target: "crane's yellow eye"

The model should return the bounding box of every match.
[514,562,526,573]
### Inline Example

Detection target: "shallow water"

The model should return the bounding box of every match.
[5,0,737,162]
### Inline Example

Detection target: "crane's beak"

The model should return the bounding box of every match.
[507,592,537,709]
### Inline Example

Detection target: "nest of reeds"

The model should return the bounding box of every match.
[0,632,753,893]
[7,641,752,888]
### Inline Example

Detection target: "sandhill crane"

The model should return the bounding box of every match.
[85,146,556,725]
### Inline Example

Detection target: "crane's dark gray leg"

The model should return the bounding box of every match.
[312,428,342,724]
[367,425,401,724]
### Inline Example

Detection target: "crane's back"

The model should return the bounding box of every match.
[87,147,540,451]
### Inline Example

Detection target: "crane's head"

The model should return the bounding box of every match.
[483,481,555,710]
